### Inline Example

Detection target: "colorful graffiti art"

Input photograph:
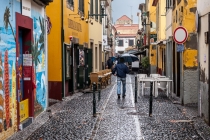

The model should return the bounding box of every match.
[31,10,47,117]
[0,0,20,139]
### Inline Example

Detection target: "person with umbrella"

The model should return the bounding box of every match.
[112,57,129,99]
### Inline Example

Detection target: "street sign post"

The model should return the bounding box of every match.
[173,26,188,44]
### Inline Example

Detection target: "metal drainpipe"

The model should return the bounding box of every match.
[197,21,201,116]
[44,7,49,108]
[180,51,184,105]
[61,0,65,98]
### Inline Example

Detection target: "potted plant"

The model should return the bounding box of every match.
[141,56,149,74]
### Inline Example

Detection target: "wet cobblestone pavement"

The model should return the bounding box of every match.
[8,75,210,140]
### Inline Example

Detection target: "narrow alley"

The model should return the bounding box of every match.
[8,75,210,140]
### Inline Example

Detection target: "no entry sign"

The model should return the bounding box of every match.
[173,26,188,44]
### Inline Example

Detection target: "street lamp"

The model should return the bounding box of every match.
[88,0,107,19]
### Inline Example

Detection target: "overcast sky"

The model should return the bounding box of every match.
[112,0,145,24]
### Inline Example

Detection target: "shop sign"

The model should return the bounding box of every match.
[68,19,82,32]
[150,34,157,43]
[19,99,29,122]
[103,35,107,46]
[22,0,31,17]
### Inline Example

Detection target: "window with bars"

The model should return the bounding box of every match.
[90,0,93,15]
[129,40,134,46]
[79,0,84,13]
[95,0,98,20]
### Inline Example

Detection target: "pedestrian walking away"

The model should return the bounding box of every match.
[106,57,113,69]
[112,57,129,99]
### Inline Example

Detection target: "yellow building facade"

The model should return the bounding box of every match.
[47,0,89,100]
[89,0,103,72]
[172,0,198,104]
[151,0,166,74]
[149,0,157,73]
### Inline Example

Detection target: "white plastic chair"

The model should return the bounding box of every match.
[150,74,160,78]
[142,81,153,96]
[157,78,169,97]
[137,74,147,82]
[137,74,147,96]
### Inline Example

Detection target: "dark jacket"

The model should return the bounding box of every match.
[112,63,129,78]
[107,59,113,69]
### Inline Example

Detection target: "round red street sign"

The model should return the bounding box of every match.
[173,26,188,44]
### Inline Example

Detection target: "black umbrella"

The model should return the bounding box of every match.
[119,53,139,62]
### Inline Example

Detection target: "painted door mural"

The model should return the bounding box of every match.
[18,30,24,102]
[0,0,20,139]
[31,10,47,117]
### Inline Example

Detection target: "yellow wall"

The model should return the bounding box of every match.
[47,0,89,81]
[172,0,197,68]
[172,0,197,33]
[149,0,156,32]
[64,0,89,44]
[46,0,62,81]
[88,1,102,72]
[150,45,156,65]
[158,0,166,41]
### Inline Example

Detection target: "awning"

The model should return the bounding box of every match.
[132,50,146,56]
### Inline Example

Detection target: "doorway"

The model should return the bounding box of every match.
[16,12,34,128]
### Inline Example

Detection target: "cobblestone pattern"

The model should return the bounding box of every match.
[200,82,209,124]
[170,83,210,139]
[183,70,199,104]
[94,76,143,140]
[23,77,116,140]
[131,75,210,140]
[8,75,210,140]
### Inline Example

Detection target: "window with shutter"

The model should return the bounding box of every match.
[118,40,124,47]
[79,0,84,13]
[95,0,98,20]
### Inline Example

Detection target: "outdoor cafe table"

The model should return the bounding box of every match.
[137,78,156,97]
[138,77,173,98]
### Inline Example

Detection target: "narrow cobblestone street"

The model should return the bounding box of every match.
[8,75,210,140]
